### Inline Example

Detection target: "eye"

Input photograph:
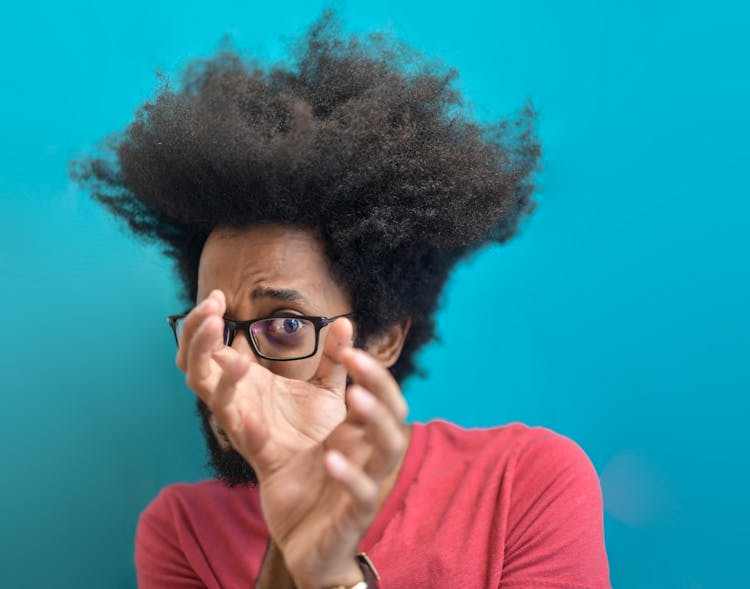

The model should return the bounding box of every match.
[284,318,301,333]
[270,317,303,335]
[249,316,316,359]
[251,316,311,346]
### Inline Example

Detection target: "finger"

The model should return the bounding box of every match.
[346,385,406,481]
[207,345,239,371]
[185,314,227,400]
[210,355,270,458]
[341,348,408,421]
[308,317,354,394]
[176,289,226,371]
[325,449,378,512]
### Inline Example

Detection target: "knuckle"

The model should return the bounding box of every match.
[360,481,378,506]
[386,431,406,456]
[395,399,409,421]
[185,371,202,393]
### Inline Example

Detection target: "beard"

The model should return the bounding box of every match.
[194,371,356,487]
[196,398,259,487]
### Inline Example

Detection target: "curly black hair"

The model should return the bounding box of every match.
[70,11,540,386]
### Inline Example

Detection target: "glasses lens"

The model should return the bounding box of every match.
[250,317,316,360]
[172,317,185,346]
[171,317,233,347]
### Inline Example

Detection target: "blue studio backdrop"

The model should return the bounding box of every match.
[1,1,747,587]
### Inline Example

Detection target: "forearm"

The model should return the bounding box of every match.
[255,539,296,589]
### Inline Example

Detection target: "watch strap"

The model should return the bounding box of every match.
[356,552,380,588]
[324,552,380,589]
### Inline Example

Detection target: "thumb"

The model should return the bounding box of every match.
[308,317,354,394]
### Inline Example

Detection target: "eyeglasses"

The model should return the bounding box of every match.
[166,311,356,361]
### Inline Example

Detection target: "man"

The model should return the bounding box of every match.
[71,13,610,589]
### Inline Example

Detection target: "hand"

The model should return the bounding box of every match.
[177,290,409,589]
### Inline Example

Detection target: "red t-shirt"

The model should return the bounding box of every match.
[136,420,611,588]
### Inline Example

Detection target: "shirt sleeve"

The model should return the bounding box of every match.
[499,429,611,589]
[135,488,207,589]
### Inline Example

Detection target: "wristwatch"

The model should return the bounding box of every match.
[326,553,380,589]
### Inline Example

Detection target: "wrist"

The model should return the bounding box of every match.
[292,552,379,589]
[292,561,363,589]
[255,540,295,589]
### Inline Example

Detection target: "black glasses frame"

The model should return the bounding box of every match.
[166,311,356,361]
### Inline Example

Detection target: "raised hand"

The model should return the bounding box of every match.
[178,290,351,460]
[177,289,409,589]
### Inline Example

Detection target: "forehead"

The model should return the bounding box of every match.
[197,224,349,312]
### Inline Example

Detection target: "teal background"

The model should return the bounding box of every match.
[1,1,747,587]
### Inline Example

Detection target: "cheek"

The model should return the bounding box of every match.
[259,355,321,381]
[259,327,335,382]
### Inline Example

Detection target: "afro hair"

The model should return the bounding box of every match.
[70,11,541,385]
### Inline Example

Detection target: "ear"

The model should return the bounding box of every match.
[364,317,412,368]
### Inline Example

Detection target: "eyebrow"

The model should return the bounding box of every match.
[250,286,311,306]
